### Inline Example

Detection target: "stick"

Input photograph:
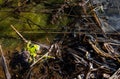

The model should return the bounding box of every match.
[30,52,49,67]
[0,45,11,79]
[11,25,49,49]
[10,25,28,43]
[109,68,120,79]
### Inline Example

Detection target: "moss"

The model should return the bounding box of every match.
[0,0,3,5]
[20,12,48,28]
[47,0,64,4]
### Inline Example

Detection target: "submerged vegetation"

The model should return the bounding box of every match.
[0,0,68,49]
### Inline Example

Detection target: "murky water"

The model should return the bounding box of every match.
[0,0,120,79]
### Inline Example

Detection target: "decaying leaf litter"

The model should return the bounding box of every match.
[0,0,120,79]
